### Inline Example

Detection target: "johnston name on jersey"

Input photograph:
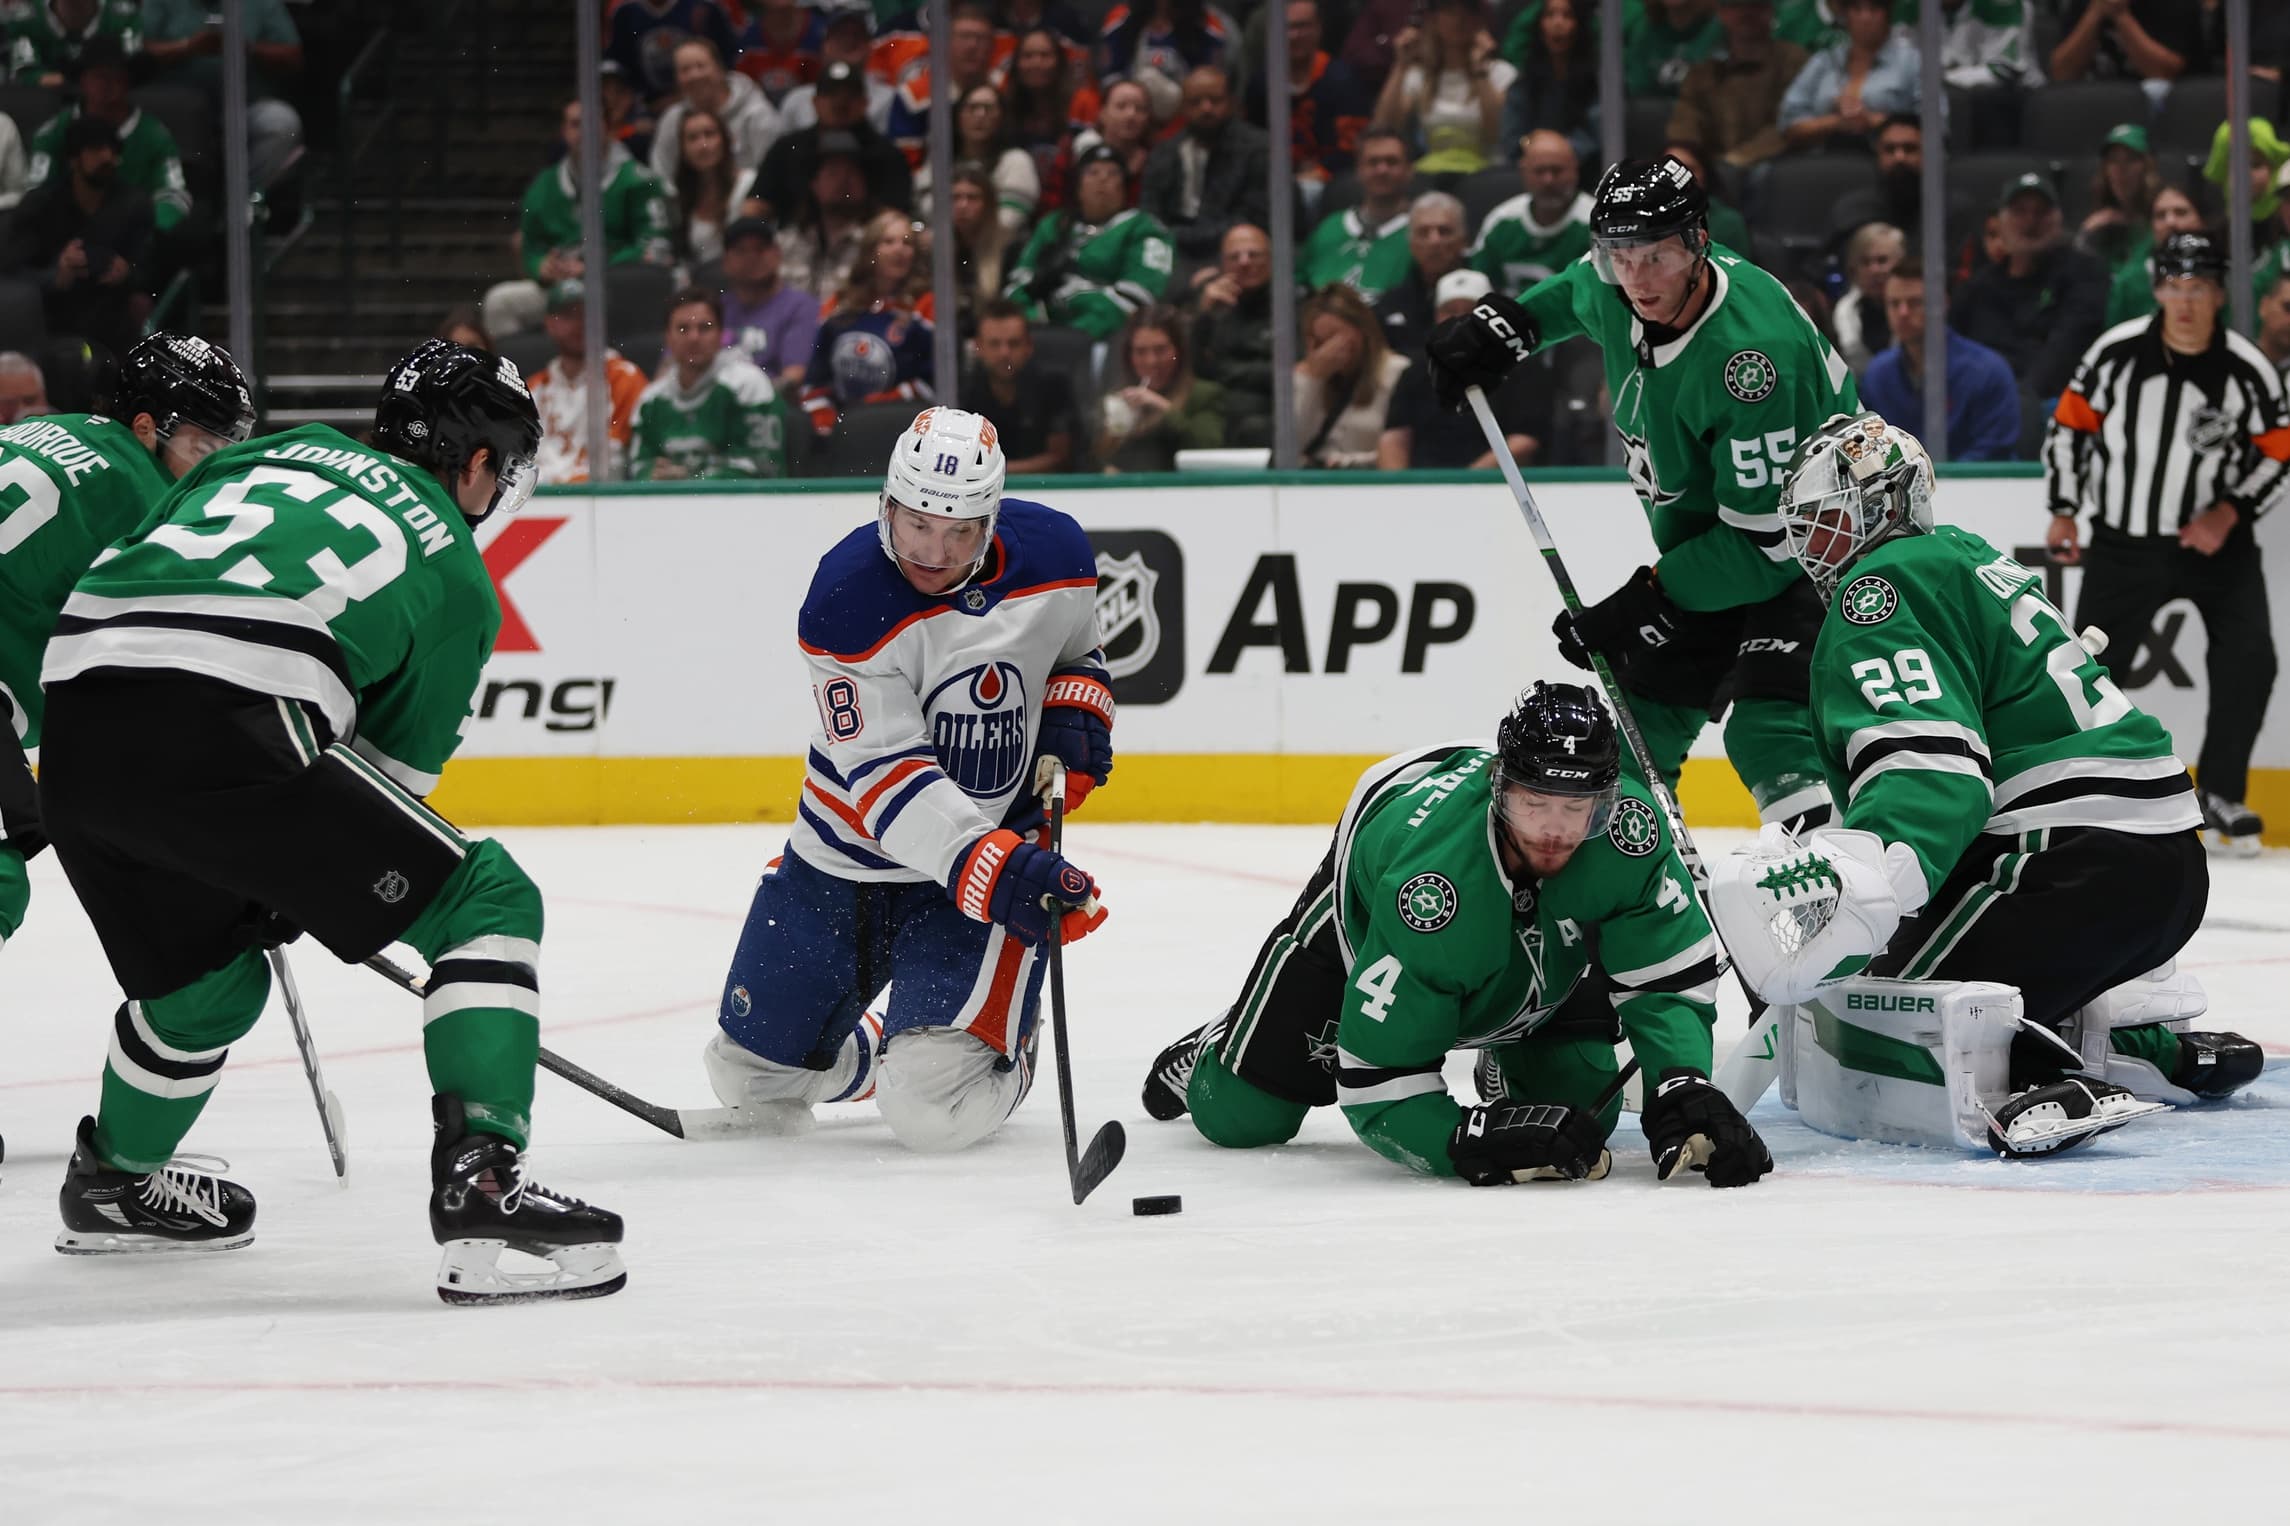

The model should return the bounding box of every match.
[1811,524,2202,896]
[792,498,1105,885]
[42,424,501,796]
[1318,744,1723,1176]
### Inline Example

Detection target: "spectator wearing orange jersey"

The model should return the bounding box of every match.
[527,281,651,484]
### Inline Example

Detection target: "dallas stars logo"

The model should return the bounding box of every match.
[1396,872,1458,933]
[1724,350,1777,404]
[1841,574,1899,626]
[1607,797,1660,856]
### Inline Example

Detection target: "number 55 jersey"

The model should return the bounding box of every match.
[1810,523,2200,898]
[43,424,500,792]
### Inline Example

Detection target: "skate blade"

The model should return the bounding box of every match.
[55,1228,255,1255]
[435,1237,627,1305]
[2201,829,2264,859]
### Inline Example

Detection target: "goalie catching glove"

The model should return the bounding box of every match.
[1641,1069,1773,1187]
[1709,823,1929,1005]
[1447,1100,1612,1184]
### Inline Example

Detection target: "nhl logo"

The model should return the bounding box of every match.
[1095,550,1162,681]
[2187,405,2236,453]
[372,869,410,904]
[1396,871,1458,933]
[1607,798,1660,857]
[962,588,987,611]
[1840,574,1898,626]
[1724,350,1777,404]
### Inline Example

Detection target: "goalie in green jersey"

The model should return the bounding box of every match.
[1709,413,2262,1159]
[1142,683,1772,1189]
[0,334,256,965]
[1425,157,1859,833]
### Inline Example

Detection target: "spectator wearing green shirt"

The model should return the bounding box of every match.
[1297,127,1415,300]
[8,0,140,85]
[482,99,675,338]
[1625,0,1720,95]
[629,287,789,480]
[29,39,188,232]
[1096,303,1227,472]
[2102,181,2204,326]
[141,0,303,189]
[1469,129,1590,293]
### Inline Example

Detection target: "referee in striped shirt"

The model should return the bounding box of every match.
[2044,231,2290,855]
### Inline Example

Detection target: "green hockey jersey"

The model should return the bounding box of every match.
[0,413,167,749]
[517,145,674,281]
[1005,208,1174,340]
[1328,744,1721,1176]
[629,351,788,480]
[1299,206,1412,300]
[1811,525,2201,898]
[1470,190,1592,293]
[30,105,189,231]
[44,424,501,796]
[6,0,139,80]
[1517,248,1860,611]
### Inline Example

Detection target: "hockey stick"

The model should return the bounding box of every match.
[1043,763,1126,1204]
[1464,387,1772,1110]
[268,946,349,1182]
[363,954,785,1141]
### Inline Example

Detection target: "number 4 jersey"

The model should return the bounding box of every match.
[1811,524,2200,899]
[44,425,500,796]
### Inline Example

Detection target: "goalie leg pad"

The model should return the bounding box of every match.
[2065,963,2214,1104]
[1781,977,2022,1151]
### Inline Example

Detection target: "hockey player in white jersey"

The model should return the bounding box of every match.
[702,407,1113,1151]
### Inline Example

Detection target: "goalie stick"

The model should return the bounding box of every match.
[364,954,788,1141]
[1464,387,1768,1110]
[1042,763,1127,1204]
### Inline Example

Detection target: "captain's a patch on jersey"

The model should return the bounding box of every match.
[1607,797,1660,856]
[1841,575,1899,626]
[1396,872,1458,933]
[1724,350,1777,404]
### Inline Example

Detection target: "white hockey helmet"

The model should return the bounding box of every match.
[1776,412,1935,603]
[879,406,1007,586]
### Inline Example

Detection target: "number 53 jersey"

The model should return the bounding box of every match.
[1809,524,2201,899]
[44,424,500,795]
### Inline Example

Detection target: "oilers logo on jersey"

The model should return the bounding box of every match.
[927,661,1031,798]
[832,329,901,399]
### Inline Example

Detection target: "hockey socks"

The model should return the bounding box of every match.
[398,839,546,1148]
[0,841,27,946]
[94,951,269,1173]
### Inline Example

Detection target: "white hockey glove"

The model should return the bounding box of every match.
[1709,824,1929,1006]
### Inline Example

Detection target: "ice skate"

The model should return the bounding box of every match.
[2200,793,2263,858]
[429,1095,625,1306]
[56,1115,255,1254]
[1141,1024,1206,1121]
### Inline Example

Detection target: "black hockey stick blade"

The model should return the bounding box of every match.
[1072,1119,1126,1204]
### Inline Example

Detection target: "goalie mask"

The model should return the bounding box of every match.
[1492,682,1621,873]
[879,406,1006,594]
[1776,412,1935,603]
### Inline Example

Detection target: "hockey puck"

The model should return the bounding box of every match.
[1132,1194,1182,1216]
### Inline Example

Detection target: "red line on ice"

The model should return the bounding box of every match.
[0,1374,2281,1445]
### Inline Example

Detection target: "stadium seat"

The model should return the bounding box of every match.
[497,330,554,381]
[1624,98,1674,160]
[131,83,217,181]
[2151,74,2255,159]
[0,277,46,353]
[608,330,663,373]
[1315,171,1362,222]
[1944,151,2055,219]
[2018,80,2149,157]
[820,400,924,478]
[0,82,57,141]
[1028,323,1099,410]
[603,263,678,334]
[1750,154,1880,268]
[1458,166,1520,234]
[2055,154,2104,227]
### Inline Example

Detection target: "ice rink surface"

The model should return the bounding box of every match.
[1,822,2286,1524]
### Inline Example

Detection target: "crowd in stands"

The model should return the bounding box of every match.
[0,0,320,402]
[514,0,2290,481]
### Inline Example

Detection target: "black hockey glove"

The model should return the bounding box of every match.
[1553,565,1686,673]
[1426,293,1539,412]
[1447,1099,1611,1185]
[1640,1069,1772,1189]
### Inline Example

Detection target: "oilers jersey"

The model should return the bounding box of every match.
[790,497,1107,886]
